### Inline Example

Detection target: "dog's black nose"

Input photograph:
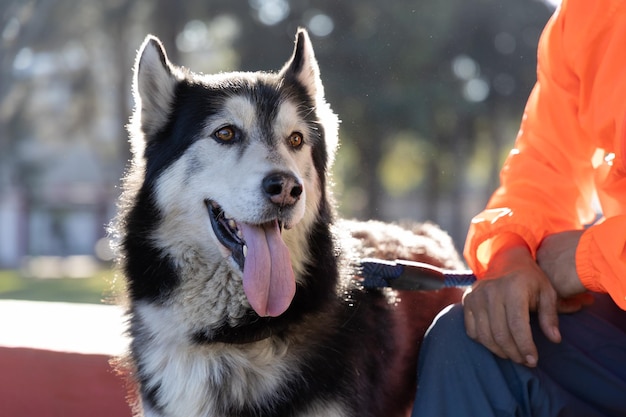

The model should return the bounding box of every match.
[262,172,303,207]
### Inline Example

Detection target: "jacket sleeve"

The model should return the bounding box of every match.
[464,0,626,309]
[576,216,626,309]
[464,0,597,272]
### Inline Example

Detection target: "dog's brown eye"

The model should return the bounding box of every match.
[288,132,303,148]
[215,126,235,142]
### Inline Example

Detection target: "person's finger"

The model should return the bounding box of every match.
[473,306,508,359]
[471,288,515,360]
[537,286,561,344]
[506,296,537,366]
[462,286,481,339]
[463,305,477,340]
[556,292,595,313]
[489,300,526,363]
[578,292,596,306]
[556,297,584,313]
[463,289,507,359]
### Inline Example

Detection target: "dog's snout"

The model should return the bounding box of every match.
[263,172,303,206]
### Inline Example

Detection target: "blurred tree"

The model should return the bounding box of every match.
[0,0,554,263]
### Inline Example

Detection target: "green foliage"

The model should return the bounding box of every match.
[0,269,122,305]
[378,131,431,196]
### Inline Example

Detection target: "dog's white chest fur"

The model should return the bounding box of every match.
[135,303,347,417]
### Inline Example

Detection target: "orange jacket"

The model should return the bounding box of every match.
[464,0,626,310]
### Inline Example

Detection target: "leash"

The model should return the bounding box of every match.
[360,258,476,290]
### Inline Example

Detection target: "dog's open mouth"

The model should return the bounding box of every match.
[205,200,296,317]
[206,200,247,270]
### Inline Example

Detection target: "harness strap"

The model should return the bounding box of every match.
[360,258,476,290]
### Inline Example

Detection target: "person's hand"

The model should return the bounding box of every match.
[462,235,561,368]
[536,230,588,298]
[537,230,594,313]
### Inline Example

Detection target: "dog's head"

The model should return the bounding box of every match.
[125,30,338,318]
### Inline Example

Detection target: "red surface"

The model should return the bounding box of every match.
[0,292,461,417]
[0,346,132,417]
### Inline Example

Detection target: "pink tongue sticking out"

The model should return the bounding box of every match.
[239,220,296,317]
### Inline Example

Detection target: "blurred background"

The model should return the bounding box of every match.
[0,0,555,303]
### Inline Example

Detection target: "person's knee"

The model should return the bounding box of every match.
[418,303,472,377]
[425,303,466,343]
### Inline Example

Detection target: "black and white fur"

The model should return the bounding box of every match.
[113,29,464,417]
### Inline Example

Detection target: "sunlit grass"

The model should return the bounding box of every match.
[0,268,124,305]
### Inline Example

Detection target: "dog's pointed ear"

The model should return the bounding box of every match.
[132,35,179,139]
[281,29,339,169]
[281,30,340,170]
[281,29,325,100]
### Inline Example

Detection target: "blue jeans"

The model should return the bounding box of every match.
[412,294,626,417]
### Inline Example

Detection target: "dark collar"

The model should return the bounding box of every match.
[192,315,290,345]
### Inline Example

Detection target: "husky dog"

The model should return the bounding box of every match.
[113,29,464,417]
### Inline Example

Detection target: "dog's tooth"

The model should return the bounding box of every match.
[228,219,236,230]
[243,244,248,258]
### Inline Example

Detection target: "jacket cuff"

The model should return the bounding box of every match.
[575,227,605,292]
[464,208,542,277]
